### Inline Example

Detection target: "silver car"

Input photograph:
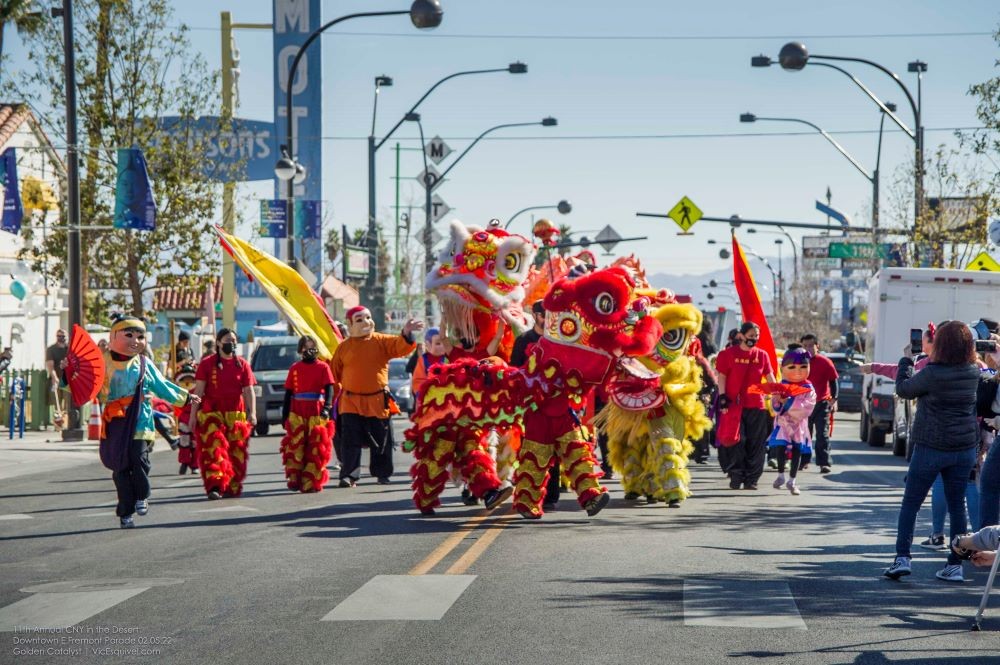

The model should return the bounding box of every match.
[249,336,299,436]
[387,357,414,415]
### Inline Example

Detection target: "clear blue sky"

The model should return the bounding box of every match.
[8,0,1000,278]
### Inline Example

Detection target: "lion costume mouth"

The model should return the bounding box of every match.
[607,357,665,411]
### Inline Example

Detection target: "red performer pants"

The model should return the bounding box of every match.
[513,407,604,518]
[410,426,503,512]
[281,399,335,492]
[196,410,252,497]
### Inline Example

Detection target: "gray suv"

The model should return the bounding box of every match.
[249,336,299,436]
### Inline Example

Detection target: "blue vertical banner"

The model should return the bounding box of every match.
[259,199,288,238]
[294,200,321,239]
[113,148,156,231]
[273,0,323,275]
[0,148,23,234]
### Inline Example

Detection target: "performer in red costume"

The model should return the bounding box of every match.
[190,328,257,500]
[173,365,198,475]
[281,336,336,492]
[512,267,662,519]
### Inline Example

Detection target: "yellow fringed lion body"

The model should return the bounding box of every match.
[597,300,710,504]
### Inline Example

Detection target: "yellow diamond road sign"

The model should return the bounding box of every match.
[667,196,703,232]
[965,251,1000,272]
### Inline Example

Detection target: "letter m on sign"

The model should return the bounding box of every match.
[276,0,309,33]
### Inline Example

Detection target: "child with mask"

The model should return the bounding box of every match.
[767,348,817,495]
[280,336,336,492]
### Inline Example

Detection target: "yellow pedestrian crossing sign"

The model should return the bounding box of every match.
[667,196,703,232]
[965,251,1000,272]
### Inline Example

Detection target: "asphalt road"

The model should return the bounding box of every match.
[1,414,998,665]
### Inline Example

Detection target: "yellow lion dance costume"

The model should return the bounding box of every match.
[597,296,710,507]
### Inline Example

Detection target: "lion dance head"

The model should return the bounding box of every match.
[426,219,536,360]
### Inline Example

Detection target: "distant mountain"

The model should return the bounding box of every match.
[645,257,794,308]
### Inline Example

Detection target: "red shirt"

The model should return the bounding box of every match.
[195,355,255,412]
[285,360,335,394]
[716,345,773,409]
[807,353,839,401]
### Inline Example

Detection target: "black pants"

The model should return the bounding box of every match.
[776,445,803,479]
[545,461,561,505]
[112,438,151,517]
[338,413,393,481]
[809,399,832,467]
[717,408,771,487]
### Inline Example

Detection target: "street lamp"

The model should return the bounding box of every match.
[369,61,526,325]
[410,115,557,317]
[277,0,443,275]
[504,199,572,230]
[752,42,924,239]
[745,224,799,304]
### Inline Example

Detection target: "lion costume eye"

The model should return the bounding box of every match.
[594,292,616,315]
[503,252,521,272]
[659,328,687,351]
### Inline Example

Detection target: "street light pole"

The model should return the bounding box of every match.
[276,0,443,284]
[57,0,82,440]
[753,43,924,241]
[408,114,556,318]
[505,200,572,230]
[368,61,524,326]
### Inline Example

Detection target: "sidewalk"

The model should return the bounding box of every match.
[0,428,100,481]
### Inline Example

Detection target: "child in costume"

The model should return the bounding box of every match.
[174,364,198,475]
[281,335,336,493]
[767,348,817,495]
[99,315,193,528]
[331,306,421,487]
[190,328,257,500]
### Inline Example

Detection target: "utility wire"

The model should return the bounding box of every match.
[17,126,988,151]
[180,26,994,41]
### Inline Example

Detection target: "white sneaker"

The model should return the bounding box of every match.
[935,564,965,582]
[884,556,911,579]
[772,474,786,489]
[786,480,800,495]
[135,499,148,516]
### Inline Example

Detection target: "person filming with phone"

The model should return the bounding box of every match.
[884,321,981,583]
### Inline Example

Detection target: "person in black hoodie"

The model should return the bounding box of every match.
[884,321,981,583]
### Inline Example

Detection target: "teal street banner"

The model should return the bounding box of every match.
[113,148,156,231]
[294,200,321,239]
[1,148,23,234]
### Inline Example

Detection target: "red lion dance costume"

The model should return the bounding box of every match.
[280,350,335,493]
[193,350,255,499]
[407,220,536,515]
[512,267,662,519]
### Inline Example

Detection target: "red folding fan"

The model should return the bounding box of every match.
[66,324,106,407]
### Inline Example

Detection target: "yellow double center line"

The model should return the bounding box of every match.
[408,509,515,576]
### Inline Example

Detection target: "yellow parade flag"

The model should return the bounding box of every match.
[213,226,341,359]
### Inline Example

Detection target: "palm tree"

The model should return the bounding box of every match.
[557,223,574,257]
[0,0,44,87]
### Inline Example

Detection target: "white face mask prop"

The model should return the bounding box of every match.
[348,309,375,338]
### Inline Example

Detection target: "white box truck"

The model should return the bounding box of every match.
[861,267,1000,455]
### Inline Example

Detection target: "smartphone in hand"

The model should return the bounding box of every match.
[909,328,923,355]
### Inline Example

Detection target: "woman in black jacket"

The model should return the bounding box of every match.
[884,321,981,582]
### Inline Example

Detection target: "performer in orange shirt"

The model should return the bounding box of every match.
[281,335,335,492]
[330,307,422,487]
[190,328,257,500]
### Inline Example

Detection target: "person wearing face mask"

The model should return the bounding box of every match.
[330,306,422,487]
[279,336,336,493]
[96,315,196,529]
[189,328,257,500]
[714,321,777,490]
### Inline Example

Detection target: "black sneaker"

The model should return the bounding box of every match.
[461,488,479,506]
[377,478,391,485]
[668,499,681,508]
[820,465,832,474]
[729,479,742,490]
[744,484,758,490]
[483,486,513,511]
[584,492,611,517]
[207,490,222,500]
[918,534,947,551]
[623,492,640,501]
[178,464,188,475]
[338,479,355,488]
[120,516,135,529]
